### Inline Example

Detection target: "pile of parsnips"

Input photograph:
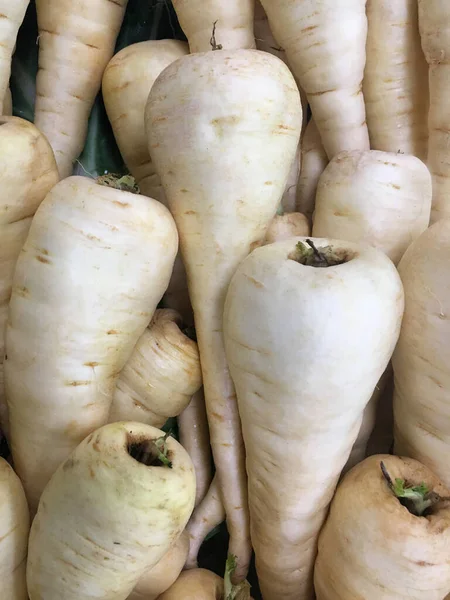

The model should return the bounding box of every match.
[1,0,450,599]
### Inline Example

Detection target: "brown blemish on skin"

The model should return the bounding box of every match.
[113,200,130,208]
[389,183,401,190]
[14,286,29,298]
[89,467,95,478]
[63,457,76,471]
[416,422,443,441]
[309,88,337,96]
[244,274,264,288]
[415,560,435,567]
[66,380,91,387]
[210,412,225,422]
[107,329,119,335]
[264,181,273,185]
[184,210,196,215]
[93,436,101,452]
[84,361,99,367]
[36,255,51,264]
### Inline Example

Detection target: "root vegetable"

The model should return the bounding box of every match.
[158,569,224,600]
[223,236,404,600]
[26,422,196,600]
[393,219,450,487]
[364,0,429,160]
[34,0,128,178]
[103,40,189,203]
[0,457,29,600]
[0,117,59,436]
[146,49,302,579]
[5,175,178,513]
[315,454,450,600]
[109,309,202,428]
[171,0,255,53]
[264,212,310,245]
[260,0,369,159]
[178,389,212,508]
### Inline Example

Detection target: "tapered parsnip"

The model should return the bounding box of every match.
[172,0,255,53]
[178,389,212,507]
[34,0,128,178]
[418,1,450,221]
[27,422,196,600]
[0,117,59,436]
[0,1,29,115]
[158,569,224,600]
[3,88,12,116]
[296,119,328,222]
[147,49,302,580]
[0,457,29,600]
[185,475,225,569]
[127,531,189,600]
[260,0,369,159]
[109,309,202,428]
[315,455,450,600]
[364,0,428,160]
[393,219,450,487]
[313,150,432,266]
[223,237,404,600]
[264,212,310,244]
[103,40,189,203]
[5,176,178,513]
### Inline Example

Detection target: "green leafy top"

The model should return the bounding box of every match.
[224,555,252,600]
[290,240,349,267]
[153,432,173,468]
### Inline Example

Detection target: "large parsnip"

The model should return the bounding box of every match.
[27,422,196,600]
[146,49,302,579]
[0,117,59,435]
[0,1,29,115]
[5,176,178,513]
[223,237,404,600]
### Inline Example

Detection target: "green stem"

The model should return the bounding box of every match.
[224,555,251,600]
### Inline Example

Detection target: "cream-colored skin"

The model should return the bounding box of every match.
[315,454,450,600]
[179,389,212,508]
[103,40,188,203]
[418,1,450,222]
[264,212,310,244]
[393,219,450,487]
[3,88,12,116]
[223,237,404,600]
[0,117,59,437]
[185,475,225,569]
[127,531,189,600]
[364,0,428,160]
[0,1,28,115]
[109,309,202,428]
[26,422,196,600]
[5,176,178,514]
[0,457,29,600]
[34,0,128,178]
[172,0,255,53]
[158,569,224,600]
[261,0,369,159]
[147,49,302,580]
[296,119,328,222]
[313,150,432,266]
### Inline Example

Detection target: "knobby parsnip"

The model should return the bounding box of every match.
[264,212,310,245]
[393,219,450,488]
[364,0,429,160]
[223,237,404,600]
[315,455,450,600]
[296,118,328,223]
[260,0,369,159]
[0,1,29,115]
[0,117,59,436]
[109,309,202,428]
[103,40,189,203]
[313,150,432,266]
[418,1,450,222]
[27,422,196,600]
[178,389,212,507]
[127,531,189,600]
[171,0,255,53]
[0,457,29,600]
[146,49,302,580]
[34,0,128,178]
[5,176,178,513]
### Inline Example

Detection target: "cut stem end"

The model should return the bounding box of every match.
[289,240,350,267]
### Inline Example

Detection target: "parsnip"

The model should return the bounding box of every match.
[171,0,255,53]
[0,457,29,600]
[0,117,59,436]
[393,219,450,487]
[103,40,189,203]
[364,0,429,160]
[34,0,128,178]
[260,0,369,159]
[109,309,202,428]
[158,569,224,600]
[27,422,196,600]
[0,1,29,115]
[313,150,432,266]
[146,49,302,579]
[296,119,328,222]
[5,176,178,513]
[315,455,450,600]
[223,237,404,600]
[264,212,310,244]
